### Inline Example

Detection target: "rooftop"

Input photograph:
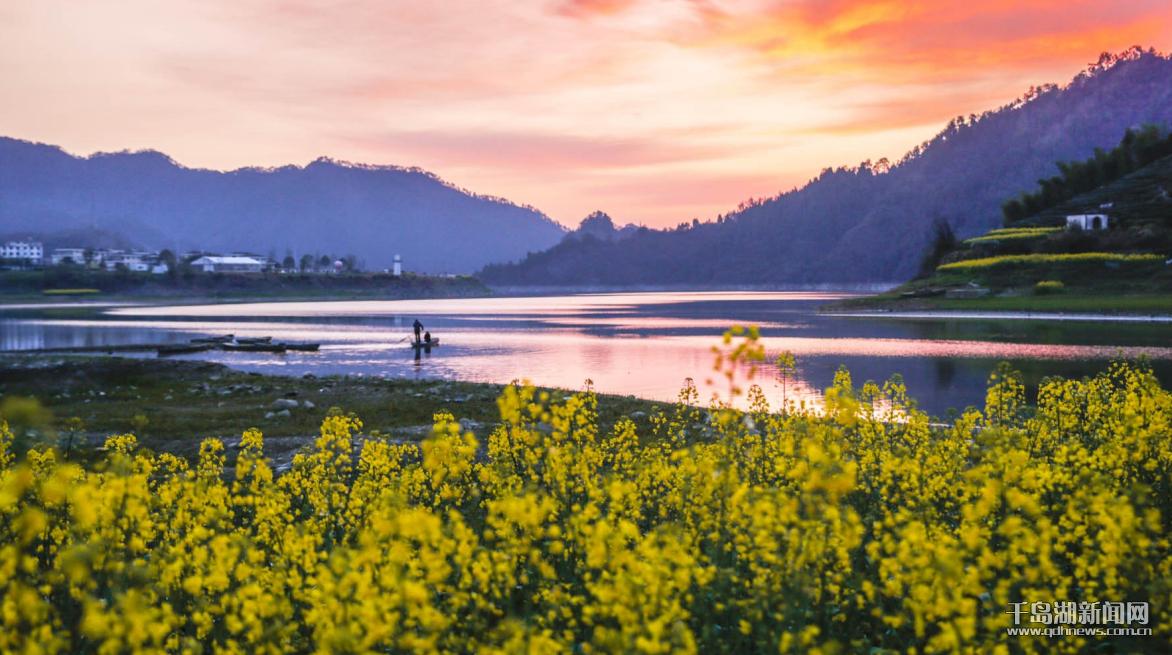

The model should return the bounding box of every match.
[192,256,265,264]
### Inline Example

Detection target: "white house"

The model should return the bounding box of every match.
[50,248,87,266]
[1066,214,1109,231]
[104,252,151,272]
[191,255,265,273]
[393,254,402,277]
[89,249,117,266]
[1,240,44,264]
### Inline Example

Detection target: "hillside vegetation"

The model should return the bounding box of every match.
[851,130,1172,311]
[483,48,1172,285]
[1002,124,1172,224]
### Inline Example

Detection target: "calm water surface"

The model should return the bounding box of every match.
[3,292,1171,415]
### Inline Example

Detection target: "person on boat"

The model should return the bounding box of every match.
[413,319,424,344]
[424,331,432,345]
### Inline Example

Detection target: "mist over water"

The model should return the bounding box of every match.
[5,292,1171,415]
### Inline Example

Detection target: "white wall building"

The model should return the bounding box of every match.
[104,252,150,272]
[1,240,44,264]
[393,254,402,277]
[1066,214,1110,231]
[50,248,87,266]
[90,249,120,266]
[191,255,265,273]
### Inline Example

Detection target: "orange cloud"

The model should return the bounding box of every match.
[799,90,1007,136]
[679,0,1172,83]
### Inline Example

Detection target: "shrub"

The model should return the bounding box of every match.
[1034,279,1065,294]
[41,288,100,295]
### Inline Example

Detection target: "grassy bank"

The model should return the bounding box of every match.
[833,288,1172,314]
[0,356,665,464]
[830,257,1172,314]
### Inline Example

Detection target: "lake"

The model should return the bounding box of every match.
[3,291,1171,415]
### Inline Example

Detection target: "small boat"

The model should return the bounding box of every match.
[158,343,214,356]
[222,342,287,353]
[283,343,321,352]
[191,334,234,344]
[410,338,440,349]
[235,336,273,345]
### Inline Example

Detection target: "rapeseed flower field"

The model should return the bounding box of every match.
[0,330,1168,653]
[937,252,1162,271]
[962,227,1062,244]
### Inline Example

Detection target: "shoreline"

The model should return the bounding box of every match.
[0,288,491,307]
[0,356,667,463]
[486,283,890,296]
[826,288,1172,316]
[828,309,1172,323]
[0,285,874,309]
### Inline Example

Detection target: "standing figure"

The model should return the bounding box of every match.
[413,319,424,344]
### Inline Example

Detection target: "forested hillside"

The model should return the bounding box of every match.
[483,48,1172,285]
[851,131,1172,311]
[1002,124,1172,223]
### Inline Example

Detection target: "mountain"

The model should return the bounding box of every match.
[853,144,1172,312]
[566,211,641,242]
[482,47,1172,286]
[0,142,565,273]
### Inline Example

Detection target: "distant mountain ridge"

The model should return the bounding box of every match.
[567,211,641,241]
[0,140,565,273]
[483,47,1172,285]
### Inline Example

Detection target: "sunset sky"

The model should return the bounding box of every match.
[3,1,1170,228]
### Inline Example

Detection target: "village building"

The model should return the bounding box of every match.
[1,240,44,264]
[89,249,121,267]
[190,255,265,273]
[103,252,152,272]
[1065,214,1110,230]
[49,248,88,266]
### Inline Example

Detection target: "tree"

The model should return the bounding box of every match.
[300,254,315,272]
[158,249,177,269]
[1000,123,1172,224]
[282,255,296,271]
[318,255,332,269]
[919,218,957,278]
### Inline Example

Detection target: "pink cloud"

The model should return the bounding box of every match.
[554,0,639,18]
[345,129,729,173]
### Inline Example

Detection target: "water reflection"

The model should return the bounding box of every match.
[4,292,1172,416]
